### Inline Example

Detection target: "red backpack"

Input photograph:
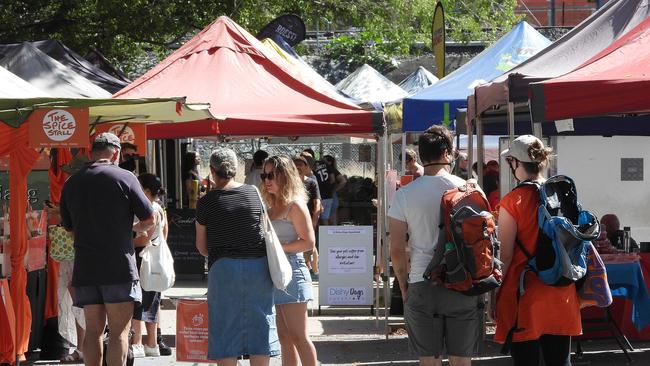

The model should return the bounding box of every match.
[423,182,503,296]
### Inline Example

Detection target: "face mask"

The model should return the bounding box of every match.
[508,158,520,183]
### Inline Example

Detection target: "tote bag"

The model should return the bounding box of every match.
[577,242,613,308]
[48,225,75,262]
[140,207,176,292]
[253,186,292,290]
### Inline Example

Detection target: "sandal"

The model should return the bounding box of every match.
[61,349,84,364]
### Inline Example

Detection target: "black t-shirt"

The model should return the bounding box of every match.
[313,161,334,199]
[60,161,154,287]
[196,184,266,268]
[304,176,321,216]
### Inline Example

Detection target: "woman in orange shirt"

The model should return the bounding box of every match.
[495,135,581,366]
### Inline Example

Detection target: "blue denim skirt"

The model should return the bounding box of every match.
[208,257,280,359]
[274,254,314,305]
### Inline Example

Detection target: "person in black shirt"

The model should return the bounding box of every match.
[293,153,321,277]
[195,148,278,363]
[323,155,347,225]
[60,132,155,366]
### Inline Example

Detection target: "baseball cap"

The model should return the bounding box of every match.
[500,135,544,163]
[93,132,122,149]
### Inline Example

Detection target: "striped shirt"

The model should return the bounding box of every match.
[196,184,266,268]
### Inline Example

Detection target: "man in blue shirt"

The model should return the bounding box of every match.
[60,132,155,366]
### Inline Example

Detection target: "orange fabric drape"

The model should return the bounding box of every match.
[44,148,74,319]
[0,123,40,358]
[0,278,16,364]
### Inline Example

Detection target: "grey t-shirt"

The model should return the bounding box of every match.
[60,161,154,287]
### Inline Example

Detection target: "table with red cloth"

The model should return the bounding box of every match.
[581,253,650,340]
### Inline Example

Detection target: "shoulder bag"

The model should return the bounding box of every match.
[139,207,176,292]
[253,186,292,290]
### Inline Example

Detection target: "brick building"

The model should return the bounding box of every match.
[516,0,611,26]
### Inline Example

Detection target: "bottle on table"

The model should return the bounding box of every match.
[623,226,631,253]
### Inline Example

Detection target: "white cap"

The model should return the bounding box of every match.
[500,135,544,163]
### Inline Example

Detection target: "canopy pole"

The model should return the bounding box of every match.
[378,131,391,340]
[477,117,484,186]
[175,140,183,209]
[401,133,406,175]
[147,140,155,174]
[507,102,516,192]
[467,119,474,180]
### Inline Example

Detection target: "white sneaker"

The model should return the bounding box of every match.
[130,344,146,358]
[144,345,161,357]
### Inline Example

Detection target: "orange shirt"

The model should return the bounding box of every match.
[494,185,582,343]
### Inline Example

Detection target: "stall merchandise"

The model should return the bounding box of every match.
[403,21,550,132]
[114,16,380,138]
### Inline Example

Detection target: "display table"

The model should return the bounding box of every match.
[581,255,650,340]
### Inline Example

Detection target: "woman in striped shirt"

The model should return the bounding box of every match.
[195,148,279,366]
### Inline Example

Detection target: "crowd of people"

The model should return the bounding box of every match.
[52,128,635,366]
[55,132,355,366]
[387,126,626,366]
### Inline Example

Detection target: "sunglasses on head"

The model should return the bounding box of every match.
[260,172,275,181]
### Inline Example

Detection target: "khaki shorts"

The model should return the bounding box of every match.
[404,281,481,358]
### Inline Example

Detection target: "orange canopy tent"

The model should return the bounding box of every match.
[114,16,381,138]
[0,96,212,364]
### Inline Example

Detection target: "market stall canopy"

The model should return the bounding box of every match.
[530,16,650,122]
[0,40,130,94]
[114,16,379,137]
[0,43,112,98]
[0,66,51,98]
[402,21,550,132]
[84,47,132,84]
[0,97,212,128]
[335,64,408,105]
[470,0,650,120]
[399,66,439,95]
[260,38,358,106]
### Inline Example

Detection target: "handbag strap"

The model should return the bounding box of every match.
[252,185,271,233]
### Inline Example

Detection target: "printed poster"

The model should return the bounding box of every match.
[327,247,367,274]
[176,299,210,363]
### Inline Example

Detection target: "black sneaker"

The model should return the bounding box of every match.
[158,333,172,356]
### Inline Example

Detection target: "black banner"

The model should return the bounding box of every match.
[257,14,306,46]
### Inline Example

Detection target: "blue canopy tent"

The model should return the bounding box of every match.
[402,21,551,132]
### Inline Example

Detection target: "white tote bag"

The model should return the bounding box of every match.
[253,187,292,290]
[140,207,176,292]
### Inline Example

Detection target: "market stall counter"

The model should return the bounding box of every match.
[581,253,650,341]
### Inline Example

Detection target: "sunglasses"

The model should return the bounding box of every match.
[260,172,275,181]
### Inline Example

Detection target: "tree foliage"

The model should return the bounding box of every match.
[0,0,522,77]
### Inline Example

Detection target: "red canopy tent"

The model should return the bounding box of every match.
[530,16,650,122]
[114,16,380,138]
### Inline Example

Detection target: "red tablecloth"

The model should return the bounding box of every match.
[580,253,650,340]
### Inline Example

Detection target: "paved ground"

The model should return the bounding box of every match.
[34,279,650,365]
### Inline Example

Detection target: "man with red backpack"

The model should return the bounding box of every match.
[389,125,482,366]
